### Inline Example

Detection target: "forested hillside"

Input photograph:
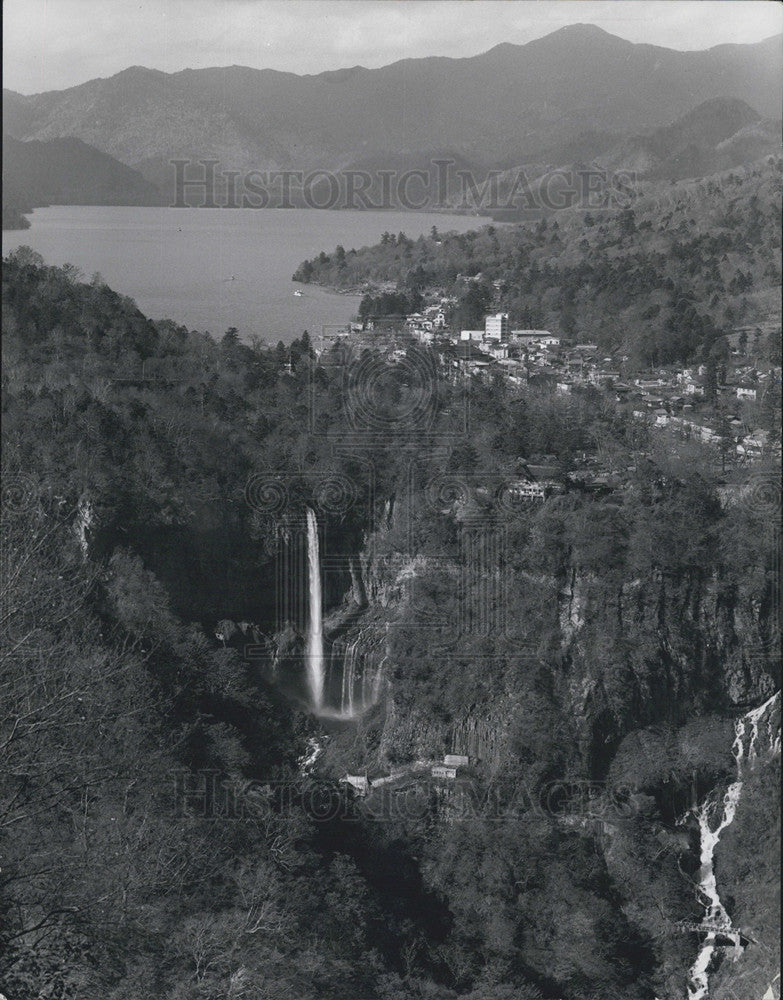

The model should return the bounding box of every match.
[295,157,783,365]
[2,135,164,230]
[1,251,779,999]
[594,97,781,181]
[1,194,32,230]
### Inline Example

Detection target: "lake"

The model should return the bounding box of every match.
[2,206,486,344]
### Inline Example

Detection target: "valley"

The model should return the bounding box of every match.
[1,13,781,1000]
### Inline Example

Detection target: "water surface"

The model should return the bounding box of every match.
[3,206,486,343]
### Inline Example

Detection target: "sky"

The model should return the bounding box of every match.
[4,0,782,94]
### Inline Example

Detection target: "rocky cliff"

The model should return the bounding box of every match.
[333,516,778,775]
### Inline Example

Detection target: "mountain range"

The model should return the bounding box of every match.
[478,96,781,219]
[595,96,781,180]
[2,24,781,217]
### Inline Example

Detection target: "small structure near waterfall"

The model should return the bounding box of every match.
[432,764,458,780]
[341,775,370,796]
[432,753,471,780]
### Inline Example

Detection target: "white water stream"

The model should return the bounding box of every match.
[304,507,325,710]
[686,691,780,1000]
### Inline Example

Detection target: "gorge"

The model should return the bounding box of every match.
[268,460,781,999]
[2,3,781,994]
[2,251,779,1000]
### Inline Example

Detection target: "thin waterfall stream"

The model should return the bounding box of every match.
[685,691,780,1000]
[304,507,325,710]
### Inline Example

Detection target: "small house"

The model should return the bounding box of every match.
[431,765,458,780]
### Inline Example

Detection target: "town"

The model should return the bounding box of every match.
[315,299,781,489]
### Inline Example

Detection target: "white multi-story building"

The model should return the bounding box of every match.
[485,313,509,341]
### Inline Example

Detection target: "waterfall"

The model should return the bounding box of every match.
[296,530,387,719]
[687,691,780,1000]
[341,636,357,717]
[73,496,93,559]
[305,507,325,710]
[322,622,387,719]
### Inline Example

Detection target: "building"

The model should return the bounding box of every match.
[595,369,620,382]
[340,775,370,796]
[506,480,547,501]
[738,428,769,455]
[511,330,560,348]
[460,329,485,342]
[316,327,353,352]
[444,754,470,768]
[431,765,458,780]
[422,306,447,328]
[485,313,509,341]
[486,342,509,360]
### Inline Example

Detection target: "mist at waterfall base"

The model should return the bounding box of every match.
[265,508,384,720]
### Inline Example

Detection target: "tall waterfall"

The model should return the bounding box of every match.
[305,507,325,710]
[686,691,781,1000]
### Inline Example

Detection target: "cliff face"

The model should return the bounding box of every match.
[324,611,389,718]
[376,692,518,768]
[710,713,781,1000]
[560,565,778,775]
[332,519,779,774]
[325,536,779,1000]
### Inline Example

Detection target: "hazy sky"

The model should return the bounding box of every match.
[4,0,782,94]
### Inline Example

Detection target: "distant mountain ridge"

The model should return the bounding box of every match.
[3,24,781,201]
[597,98,782,180]
[436,98,781,219]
